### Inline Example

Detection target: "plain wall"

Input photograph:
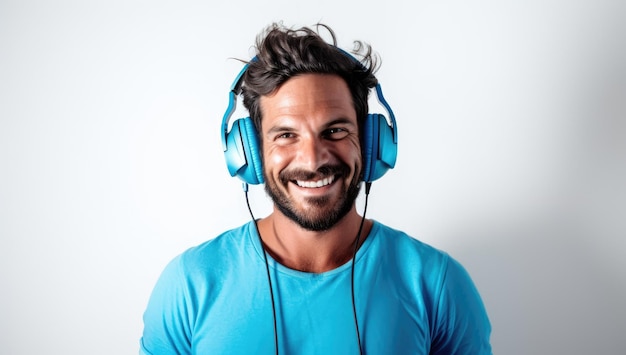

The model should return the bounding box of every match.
[1,0,625,354]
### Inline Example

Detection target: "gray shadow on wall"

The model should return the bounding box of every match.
[456,213,626,355]
[456,64,626,355]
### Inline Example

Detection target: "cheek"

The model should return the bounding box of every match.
[263,146,290,175]
[349,140,364,169]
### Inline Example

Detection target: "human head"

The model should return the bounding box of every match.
[239,23,380,231]
[241,23,380,157]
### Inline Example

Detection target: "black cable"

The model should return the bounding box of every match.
[244,183,279,355]
[351,181,372,355]
[245,181,372,355]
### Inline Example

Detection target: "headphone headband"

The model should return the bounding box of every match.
[221,62,251,152]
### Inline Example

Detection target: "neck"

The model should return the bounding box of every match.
[256,207,371,273]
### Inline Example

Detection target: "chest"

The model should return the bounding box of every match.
[189,268,433,355]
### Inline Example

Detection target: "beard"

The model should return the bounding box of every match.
[264,163,362,232]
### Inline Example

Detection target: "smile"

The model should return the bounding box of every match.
[295,176,335,188]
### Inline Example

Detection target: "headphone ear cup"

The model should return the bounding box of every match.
[361,113,397,182]
[361,114,378,182]
[224,117,265,185]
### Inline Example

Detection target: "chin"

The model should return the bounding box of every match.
[267,180,361,232]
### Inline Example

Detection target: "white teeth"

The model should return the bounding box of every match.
[296,176,335,188]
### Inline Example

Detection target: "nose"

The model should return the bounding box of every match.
[296,135,330,171]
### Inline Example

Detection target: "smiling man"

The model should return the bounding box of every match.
[140,23,492,355]
[258,73,368,271]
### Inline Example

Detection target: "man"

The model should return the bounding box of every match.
[140,23,492,354]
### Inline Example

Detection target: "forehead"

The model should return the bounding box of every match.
[259,74,355,128]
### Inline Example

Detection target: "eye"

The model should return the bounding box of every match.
[277,132,295,139]
[272,131,297,145]
[324,127,350,140]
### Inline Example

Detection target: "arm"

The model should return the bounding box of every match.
[140,255,193,355]
[430,256,492,354]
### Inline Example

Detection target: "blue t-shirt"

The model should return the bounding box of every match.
[140,221,492,354]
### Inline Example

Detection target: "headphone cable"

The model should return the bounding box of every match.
[351,181,371,355]
[244,181,372,355]
[244,183,279,355]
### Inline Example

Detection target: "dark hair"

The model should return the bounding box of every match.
[241,23,380,141]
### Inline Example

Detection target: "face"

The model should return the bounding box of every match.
[260,74,362,231]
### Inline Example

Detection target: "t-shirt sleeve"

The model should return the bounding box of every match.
[430,255,492,354]
[140,255,193,355]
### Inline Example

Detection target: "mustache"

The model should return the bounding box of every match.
[279,164,350,183]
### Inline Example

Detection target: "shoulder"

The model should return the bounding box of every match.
[140,221,264,354]
[366,221,456,305]
[159,222,259,283]
[369,222,480,303]
[372,221,481,294]
[371,221,451,270]
[370,222,492,353]
[180,222,256,263]
[144,221,259,312]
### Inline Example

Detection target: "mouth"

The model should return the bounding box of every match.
[294,175,336,188]
[281,164,349,191]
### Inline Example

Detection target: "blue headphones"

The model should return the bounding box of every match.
[221,55,398,185]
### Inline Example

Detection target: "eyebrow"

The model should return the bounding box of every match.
[266,124,294,135]
[325,118,356,128]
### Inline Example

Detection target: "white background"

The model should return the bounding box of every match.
[1,0,625,354]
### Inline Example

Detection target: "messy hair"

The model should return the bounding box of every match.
[241,23,380,141]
